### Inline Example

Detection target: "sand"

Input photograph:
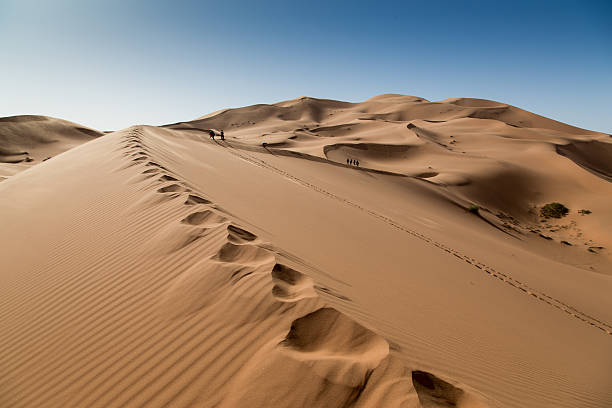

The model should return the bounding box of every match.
[0,95,611,407]
[0,115,102,182]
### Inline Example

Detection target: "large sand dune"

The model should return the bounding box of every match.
[1,95,611,407]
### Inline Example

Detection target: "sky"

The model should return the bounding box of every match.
[1,0,611,132]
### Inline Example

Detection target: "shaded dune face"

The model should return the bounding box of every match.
[556,141,612,182]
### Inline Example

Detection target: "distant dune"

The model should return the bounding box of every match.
[0,115,102,181]
[1,95,611,408]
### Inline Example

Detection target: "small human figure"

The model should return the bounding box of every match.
[349,159,353,165]
[355,160,359,166]
[220,130,225,140]
[346,158,350,165]
[209,130,215,139]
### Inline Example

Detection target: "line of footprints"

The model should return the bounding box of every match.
[118,128,350,307]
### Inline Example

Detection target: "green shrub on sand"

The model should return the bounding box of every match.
[540,202,569,218]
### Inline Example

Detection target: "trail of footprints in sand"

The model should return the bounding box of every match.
[217,139,612,336]
[120,130,612,335]
[118,128,472,406]
[120,128,352,322]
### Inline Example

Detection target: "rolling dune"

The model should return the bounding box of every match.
[0,115,102,181]
[1,95,611,407]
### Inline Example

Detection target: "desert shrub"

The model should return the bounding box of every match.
[540,202,569,218]
[578,209,592,215]
[468,204,479,214]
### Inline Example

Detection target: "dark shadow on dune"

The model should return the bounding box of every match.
[227,224,257,243]
[415,171,439,178]
[555,141,612,182]
[412,370,464,408]
[75,127,103,138]
[0,155,27,164]
[0,115,48,123]
[323,143,417,162]
[309,123,358,135]
[446,200,521,239]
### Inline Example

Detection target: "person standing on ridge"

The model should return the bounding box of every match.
[209,130,215,140]
[220,130,225,140]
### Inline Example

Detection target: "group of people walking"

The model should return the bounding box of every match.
[346,158,360,166]
[209,129,225,140]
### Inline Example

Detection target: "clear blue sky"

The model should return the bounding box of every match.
[1,0,610,132]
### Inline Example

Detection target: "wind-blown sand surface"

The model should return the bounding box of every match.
[1,95,611,407]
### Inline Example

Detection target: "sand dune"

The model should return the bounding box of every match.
[0,115,102,181]
[1,95,611,407]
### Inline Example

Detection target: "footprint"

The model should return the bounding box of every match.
[184,194,212,205]
[412,370,464,408]
[213,242,273,265]
[271,263,306,284]
[157,184,188,194]
[271,263,316,301]
[181,210,227,226]
[227,224,257,244]
[146,161,167,171]
[280,308,389,387]
[159,175,178,182]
